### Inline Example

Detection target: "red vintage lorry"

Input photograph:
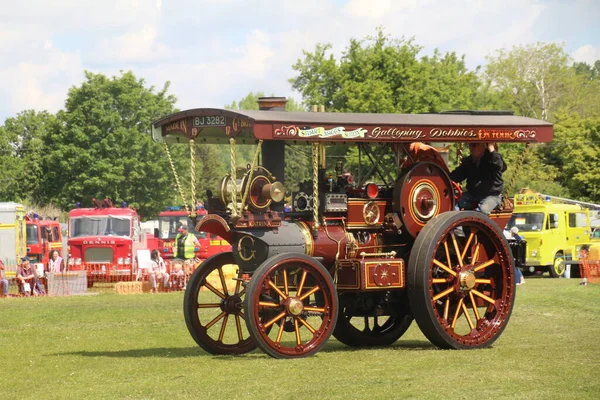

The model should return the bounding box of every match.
[67,198,146,284]
[25,213,64,267]
[154,205,230,261]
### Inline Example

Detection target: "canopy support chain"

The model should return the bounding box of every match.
[312,143,320,235]
[164,142,190,213]
[230,138,238,217]
[189,139,198,220]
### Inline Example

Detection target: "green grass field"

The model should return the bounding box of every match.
[1,278,598,400]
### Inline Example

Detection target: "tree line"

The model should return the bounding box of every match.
[1,30,599,219]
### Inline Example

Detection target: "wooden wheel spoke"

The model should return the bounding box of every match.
[234,279,243,296]
[205,311,226,330]
[451,298,464,329]
[218,314,229,342]
[444,240,452,271]
[294,318,301,345]
[235,315,244,341]
[461,302,475,330]
[204,281,226,299]
[471,289,496,305]
[258,301,280,308]
[469,291,481,321]
[432,286,455,302]
[268,280,288,300]
[475,278,492,284]
[299,286,319,301]
[264,311,286,329]
[298,316,317,334]
[198,303,221,308]
[451,232,464,267]
[218,267,229,296]
[472,243,480,264]
[474,259,494,272]
[296,270,308,297]
[433,259,457,277]
[461,232,475,262]
[443,299,450,320]
[432,278,448,284]
[275,319,285,343]
[303,306,325,313]
[283,269,289,295]
[239,311,246,320]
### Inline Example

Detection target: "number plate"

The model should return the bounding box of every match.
[193,116,226,127]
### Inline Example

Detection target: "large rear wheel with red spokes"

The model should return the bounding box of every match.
[244,253,338,358]
[184,252,256,355]
[407,211,516,349]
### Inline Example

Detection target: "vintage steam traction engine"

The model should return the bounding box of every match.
[152,98,553,358]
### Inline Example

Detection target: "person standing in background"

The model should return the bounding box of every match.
[0,259,9,297]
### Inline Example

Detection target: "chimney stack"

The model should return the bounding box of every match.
[257,97,287,212]
[257,97,288,111]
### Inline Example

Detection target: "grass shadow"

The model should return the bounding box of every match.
[58,347,221,359]
[58,339,436,360]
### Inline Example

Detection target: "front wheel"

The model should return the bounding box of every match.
[183,252,256,355]
[244,253,338,358]
[407,211,516,349]
[549,252,565,278]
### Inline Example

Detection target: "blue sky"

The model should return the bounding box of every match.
[0,0,598,122]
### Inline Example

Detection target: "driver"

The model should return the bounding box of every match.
[449,142,507,215]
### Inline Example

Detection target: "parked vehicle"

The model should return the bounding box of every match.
[25,214,63,266]
[153,97,553,358]
[67,198,146,284]
[154,205,230,261]
[506,192,600,277]
[0,202,27,267]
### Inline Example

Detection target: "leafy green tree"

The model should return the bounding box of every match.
[0,110,56,202]
[290,29,480,113]
[573,60,600,81]
[484,42,575,121]
[39,71,178,218]
[538,112,600,203]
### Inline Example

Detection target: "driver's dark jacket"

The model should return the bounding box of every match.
[449,150,507,198]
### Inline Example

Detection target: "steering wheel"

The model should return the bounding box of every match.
[451,181,462,201]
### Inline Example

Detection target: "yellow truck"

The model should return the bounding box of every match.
[0,202,27,270]
[506,193,599,277]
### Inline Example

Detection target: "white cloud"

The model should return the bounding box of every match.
[93,25,171,62]
[0,0,597,120]
[0,45,83,115]
[572,45,600,64]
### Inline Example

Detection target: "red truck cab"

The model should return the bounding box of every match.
[156,205,230,260]
[67,199,146,283]
[26,214,64,266]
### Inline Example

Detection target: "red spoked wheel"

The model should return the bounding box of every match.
[183,252,256,355]
[407,211,515,349]
[244,253,338,358]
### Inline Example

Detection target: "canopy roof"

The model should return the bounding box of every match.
[152,109,553,145]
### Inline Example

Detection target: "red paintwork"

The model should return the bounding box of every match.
[156,207,231,262]
[26,219,63,266]
[67,206,144,282]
